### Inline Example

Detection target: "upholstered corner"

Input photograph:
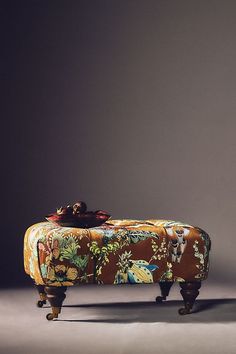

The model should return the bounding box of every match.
[24,222,92,286]
[24,222,49,285]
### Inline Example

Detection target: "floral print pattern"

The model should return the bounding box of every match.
[24,219,211,286]
[114,251,159,284]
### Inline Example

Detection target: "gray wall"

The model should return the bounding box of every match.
[2,0,236,286]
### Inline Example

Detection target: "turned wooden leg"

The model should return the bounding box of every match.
[179,281,201,315]
[45,286,67,321]
[35,284,47,308]
[156,281,174,303]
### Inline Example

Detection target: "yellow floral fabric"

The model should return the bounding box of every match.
[24,219,211,286]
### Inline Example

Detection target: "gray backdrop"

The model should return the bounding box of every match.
[2,0,236,286]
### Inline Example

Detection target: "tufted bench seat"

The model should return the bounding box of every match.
[24,219,211,320]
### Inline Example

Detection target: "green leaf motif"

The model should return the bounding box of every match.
[125,231,159,244]
[60,242,80,261]
[59,241,89,271]
[73,255,89,270]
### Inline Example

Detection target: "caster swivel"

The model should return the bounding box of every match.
[46,307,60,321]
[37,299,47,308]
[46,313,56,321]
[178,307,191,315]
[155,295,166,303]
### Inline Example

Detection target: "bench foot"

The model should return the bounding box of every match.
[179,281,201,315]
[156,281,174,303]
[45,286,67,320]
[35,284,47,307]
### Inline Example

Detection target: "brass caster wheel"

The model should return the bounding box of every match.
[46,313,55,321]
[46,307,60,320]
[155,296,166,303]
[37,300,46,308]
[178,307,191,315]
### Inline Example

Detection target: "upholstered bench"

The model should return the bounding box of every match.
[24,219,211,320]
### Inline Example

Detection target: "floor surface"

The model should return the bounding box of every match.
[0,282,236,354]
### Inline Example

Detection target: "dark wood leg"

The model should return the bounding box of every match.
[45,286,67,320]
[179,281,201,315]
[35,284,47,308]
[156,281,174,303]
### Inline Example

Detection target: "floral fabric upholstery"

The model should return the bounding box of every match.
[24,219,211,286]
